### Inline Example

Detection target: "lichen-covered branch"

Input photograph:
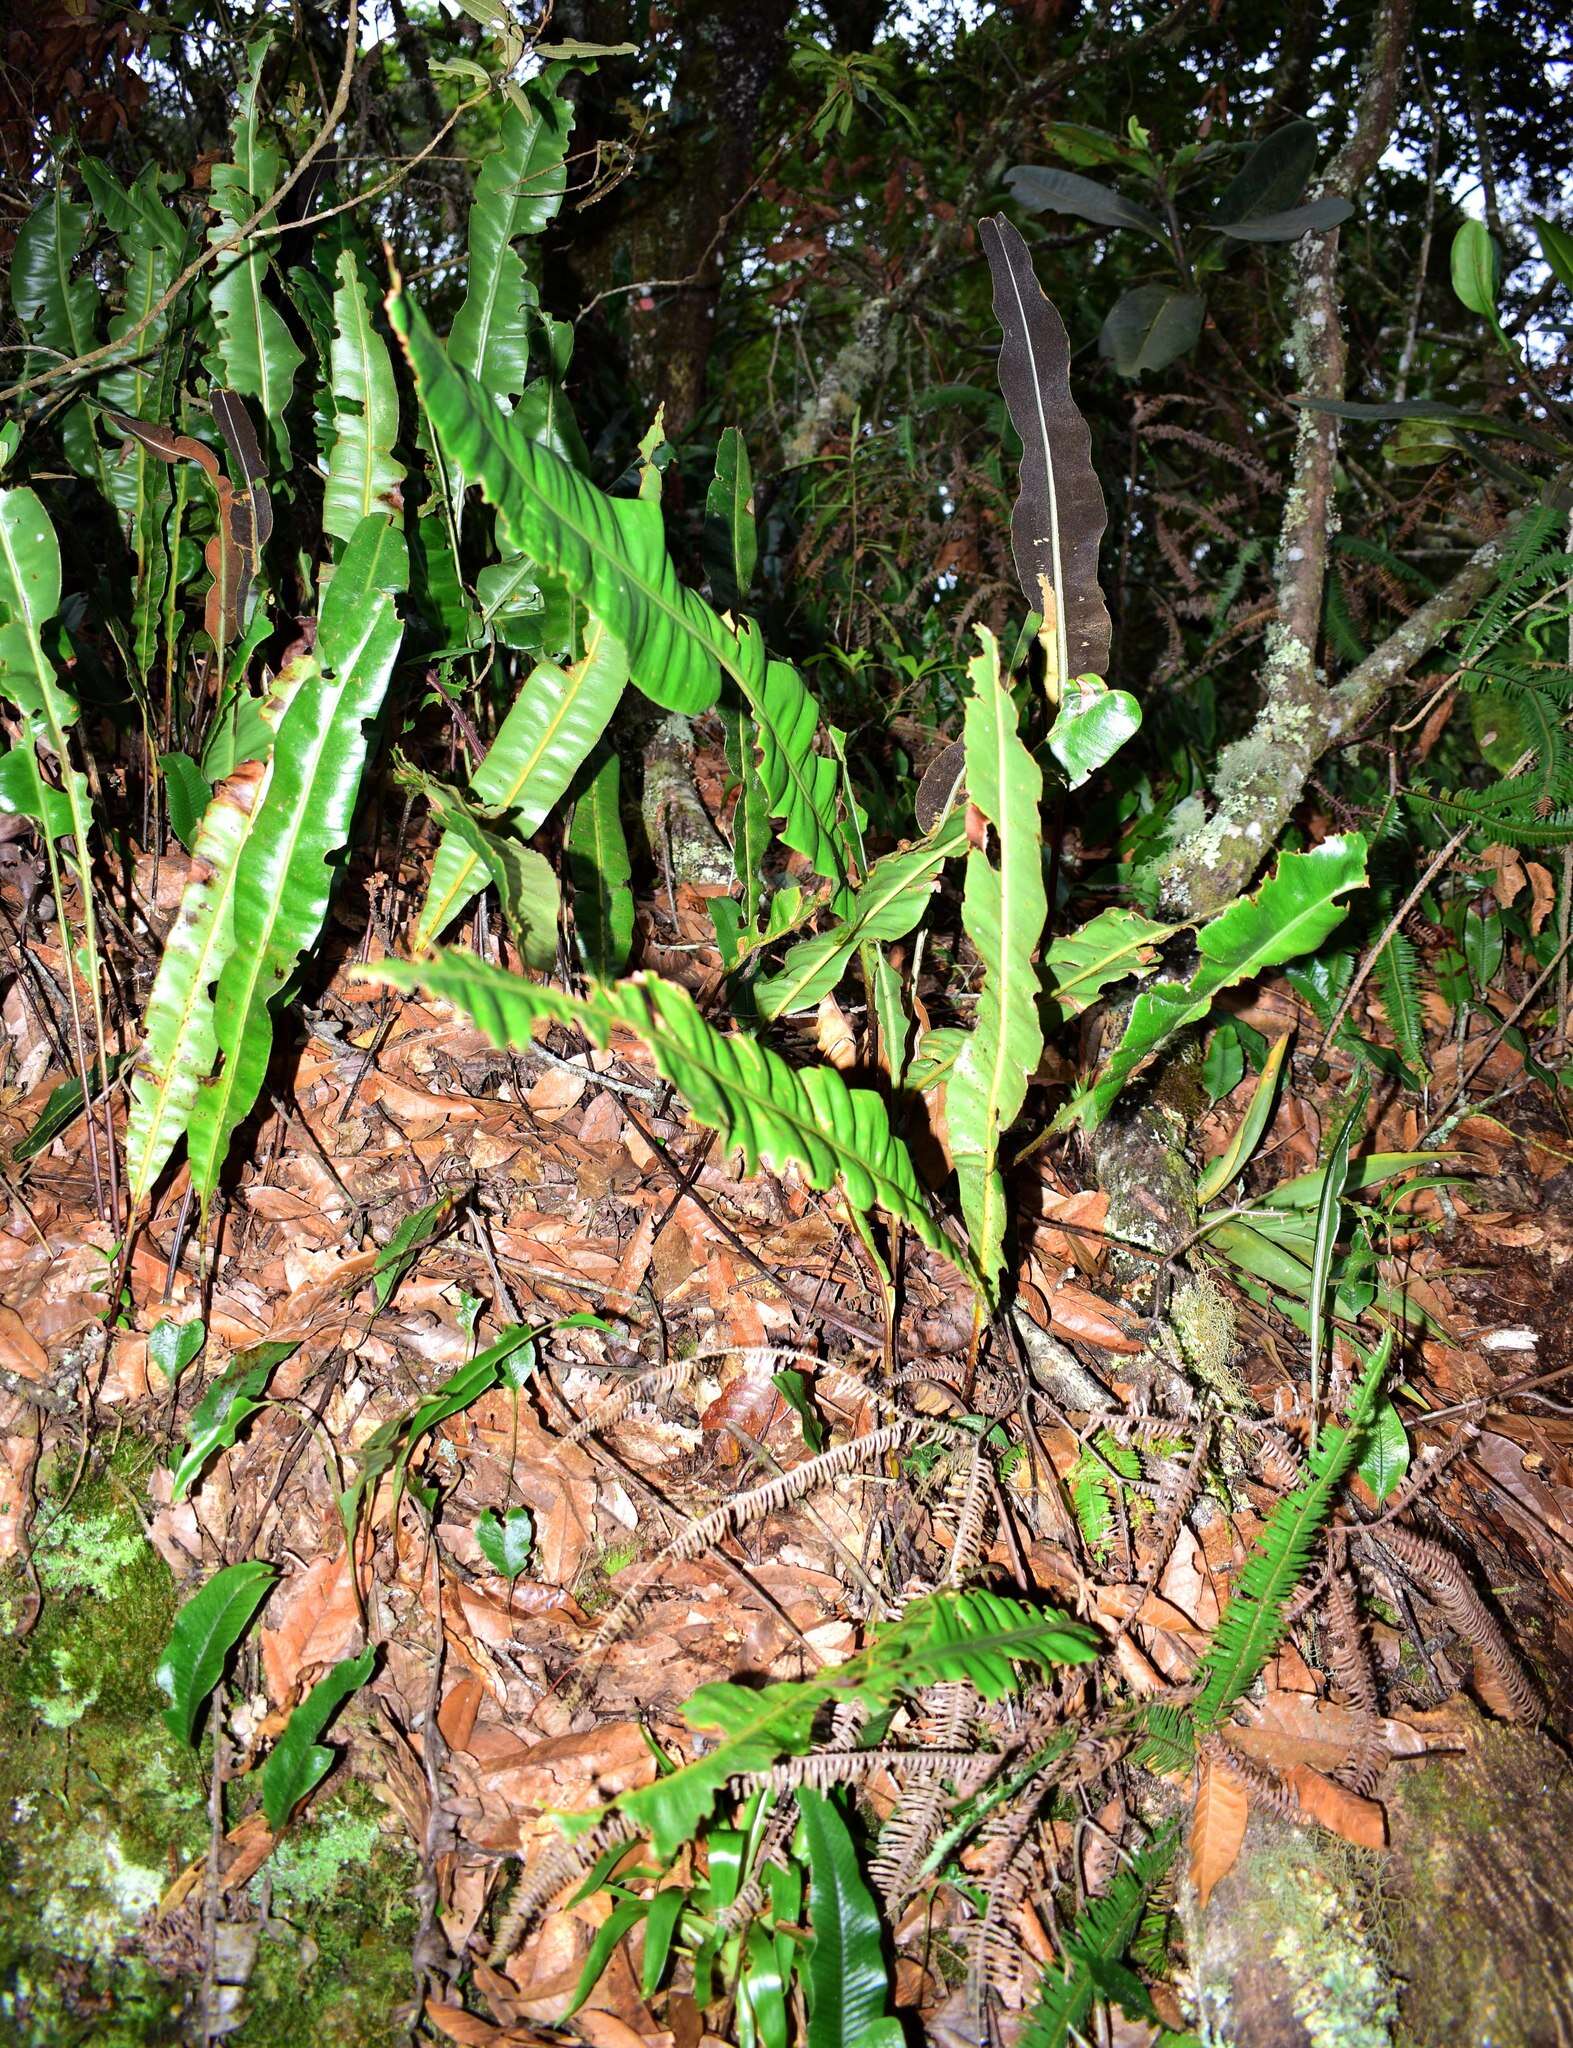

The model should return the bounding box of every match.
[1158,0,1413,920]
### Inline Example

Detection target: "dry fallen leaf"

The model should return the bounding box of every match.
[1287,1764,1387,1848]
[1190,1752,1249,1906]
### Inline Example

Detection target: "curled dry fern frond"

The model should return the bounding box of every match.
[1375,1523,1540,1720]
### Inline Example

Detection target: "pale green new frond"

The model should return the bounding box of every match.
[948,629,1047,1303]
[324,250,405,544]
[365,952,952,1263]
[411,612,628,951]
[755,811,964,1018]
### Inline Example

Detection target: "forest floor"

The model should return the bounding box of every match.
[3,728,1573,2046]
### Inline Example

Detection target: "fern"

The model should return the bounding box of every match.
[595,1588,1098,1861]
[1020,1822,1179,2048]
[1371,927,1428,1077]
[1192,1336,1389,1730]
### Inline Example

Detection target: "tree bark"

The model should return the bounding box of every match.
[546,0,797,439]
[1156,0,1417,920]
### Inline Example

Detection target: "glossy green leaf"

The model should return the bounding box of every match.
[1211,120,1317,225]
[1067,835,1368,1128]
[413,614,627,951]
[950,630,1047,1303]
[1196,1031,1291,1203]
[148,1317,206,1385]
[12,181,111,500]
[798,1789,903,2048]
[261,1647,376,1829]
[568,746,633,977]
[404,764,561,969]
[1533,215,1573,293]
[393,291,728,714]
[755,811,963,1018]
[1309,1080,1368,1424]
[641,1889,687,2000]
[561,1900,647,2020]
[159,751,212,852]
[1260,1151,1437,1210]
[186,515,406,1210]
[475,1505,535,1579]
[324,250,405,544]
[125,731,296,1219]
[1099,285,1205,376]
[704,427,757,613]
[207,37,303,466]
[1356,1396,1409,1503]
[449,80,573,402]
[1451,218,1501,322]
[1047,674,1141,787]
[170,1340,298,1500]
[156,1558,277,1744]
[1215,194,1353,240]
[1005,164,1166,240]
[1043,906,1172,1017]
[1201,1022,1246,1102]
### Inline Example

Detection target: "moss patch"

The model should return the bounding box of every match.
[0,1446,419,2045]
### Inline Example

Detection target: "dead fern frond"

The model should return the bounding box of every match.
[490,1811,641,1963]
[1137,1425,1210,1591]
[557,1356,699,1445]
[1324,1549,1387,1795]
[1374,1524,1540,1721]
[1201,1732,1302,1820]
[870,1681,978,1904]
[945,1440,992,1584]
[740,1747,995,1797]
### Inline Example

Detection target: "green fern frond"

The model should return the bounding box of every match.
[1020,1822,1180,2048]
[1192,1336,1389,1730]
[1372,929,1428,1076]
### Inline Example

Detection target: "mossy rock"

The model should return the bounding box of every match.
[0,1446,419,2045]
[1184,1704,1573,2048]
[1386,1713,1573,2048]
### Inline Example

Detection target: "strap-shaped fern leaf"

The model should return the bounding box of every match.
[755,811,964,1018]
[324,250,405,544]
[1069,835,1368,1129]
[392,291,729,715]
[411,613,628,951]
[125,684,302,1217]
[449,80,572,403]
[568,748,633,978]
[1192,1334,1390,1730]
[1044,904,1173,1017]
[1020,1823,1179,2048]
[366,950,952,1262]
[732,617,849,889]
[1372,927,1427,1077]
[207,36,303,467]
[187,516,406,1208]
[394,288,849,874]
[949,629,1047,1304]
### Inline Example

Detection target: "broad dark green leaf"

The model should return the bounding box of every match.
[156,1558,277,1744]
[1356,1396,1409,1503]
[1005,165,1167,240]
[1047,675,1141,785]
[704,425,757,613]
[568,746,633,977]
[1215,194,1353,241]
[1534,215,1573,293]
[261,1647,377,1829]
[1099,285,1206,376]
[475,1505,535,1578]
[1211,120,1318,225]
[148,1316,206,1385]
